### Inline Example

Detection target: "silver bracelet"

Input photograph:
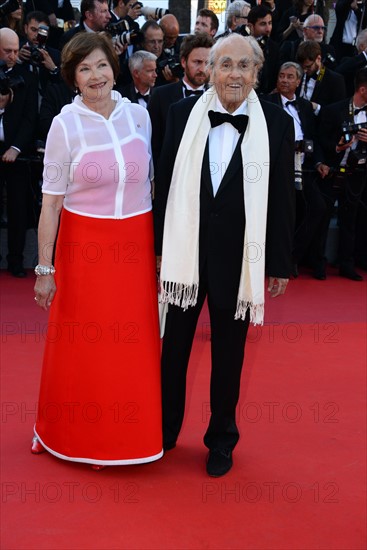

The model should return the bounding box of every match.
[34,264,56,276]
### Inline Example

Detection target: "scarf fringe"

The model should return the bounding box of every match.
[235,300,264,326]
[160,281,199,311]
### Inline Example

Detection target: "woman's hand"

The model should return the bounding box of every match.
[34,275,56,311]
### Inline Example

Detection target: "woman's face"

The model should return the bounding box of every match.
[74,48,114,106]
[303,0,314,7]
[10,2,23,21]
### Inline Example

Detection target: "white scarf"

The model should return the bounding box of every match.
[159,87,270,325]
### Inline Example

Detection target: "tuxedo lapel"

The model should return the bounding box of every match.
[201,139,214,198]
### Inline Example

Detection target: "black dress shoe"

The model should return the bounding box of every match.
[8,267,27,278]
[339,267,363,281]
[313,264,326,280]
[163,441,176,451]
[206,448,233,477]
[292,263,299,279]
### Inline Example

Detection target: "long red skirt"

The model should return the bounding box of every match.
[35,209,163,465]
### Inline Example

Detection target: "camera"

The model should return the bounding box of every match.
[0,60,24,95]
[27,24,49,66]
[157,55,183,79]
[132,2,169,20]
[0,0,20,18]
[105,19,144,47]
[341,120,367,143]
[294,139,314,154]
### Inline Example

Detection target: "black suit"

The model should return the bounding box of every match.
[330,0,367,61]
[18,41,61,96]
[262,93,328,269]
[336,52,367,96]
[318,99,367,270]
[300,67,347,108]
[148,80,188,169]
[118,82,151,106]
[0,65,39,271]
[154,96,295,450]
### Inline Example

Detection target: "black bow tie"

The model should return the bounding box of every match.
[306,73,317,82]
[184,88,203,97]
[285,100,297,107]
[354,106,367,115]
[136,91,150,103]
[208,110,248,133]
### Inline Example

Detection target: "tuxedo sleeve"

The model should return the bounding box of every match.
[153,101,178,255]
[265,113,296,278]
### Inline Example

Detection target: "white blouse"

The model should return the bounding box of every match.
[42,91,154,219]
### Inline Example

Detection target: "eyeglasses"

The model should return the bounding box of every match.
[305,25,326,31]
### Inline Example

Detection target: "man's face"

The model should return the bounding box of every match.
[277,66,301,98]
[303,17,325,42]
[0,34,19,68]
[163,28,179,49]
[231,9,250,31]
[85,1,111,31]
[301,55,321,76]
[24,18,48,45]
[210,37,258,113]
[181,47,210,88]
[143,27,164,57]
[251,14,272,38]
[194,16,216,38]
[134,59,157,89]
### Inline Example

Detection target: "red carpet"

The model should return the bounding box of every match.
[1,268,366,549]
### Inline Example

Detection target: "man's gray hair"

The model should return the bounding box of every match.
[128,50,157,72]
[303,14,324,28]
[356,29,367,51]
[208,34,264,71]
[279,61,303,80]
[225,0,251,29]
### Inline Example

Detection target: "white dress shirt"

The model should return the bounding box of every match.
[208,96,247,196]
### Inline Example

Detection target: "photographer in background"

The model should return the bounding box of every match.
[248,4,280,94]
[330,0,367,62]
[60,0,111,48]
[317,67,367,281]
[158,13,182,83]
[336,29,367,96]
[0,0,24,37]
[148,32,213,170]
[0,27,38,277]
[18,11,60,98]
[110,0,141,26]
[24,0,75,49]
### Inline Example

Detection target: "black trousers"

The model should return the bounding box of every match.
[161,270,250,451]
[318,169,366,267]
[0,161,32,270]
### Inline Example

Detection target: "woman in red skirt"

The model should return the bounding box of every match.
[32,33,162,468]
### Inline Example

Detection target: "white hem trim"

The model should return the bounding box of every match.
[34,430,163,466]
[63,206,152,220]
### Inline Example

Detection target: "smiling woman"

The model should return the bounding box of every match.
[32,32,163,469]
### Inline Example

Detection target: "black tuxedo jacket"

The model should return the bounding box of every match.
[336,53,367,96]
[118,82,151,106]
[330,0,367,60]
[148,80,186,168]
[38,80,74,141]
[153,96,295,309]
[297,67,346,108]
[18,41,61,94]
[1,65,38,155]
[262,92,323,166]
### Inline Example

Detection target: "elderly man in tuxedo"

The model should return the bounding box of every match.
[154,33,295,477]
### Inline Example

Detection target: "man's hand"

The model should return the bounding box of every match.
[2,148,19,163]
[18,44,32,63]
[268,276,289,297]
[127,2,142,19]
[317,163,330,178]
[356,127,367,143]
[39,49,57,71]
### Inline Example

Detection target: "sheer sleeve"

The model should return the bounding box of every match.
[42,116,72,196]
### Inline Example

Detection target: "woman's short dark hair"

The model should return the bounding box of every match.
[61,32,120,91]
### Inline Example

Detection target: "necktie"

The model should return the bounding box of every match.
[354,106,367,115]
[285,100,297,107]
[136,92,150,103]
[208,110,248,133]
